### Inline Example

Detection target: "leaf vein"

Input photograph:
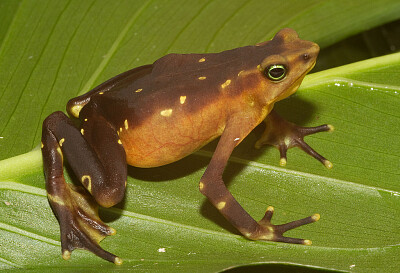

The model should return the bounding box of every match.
[77,0,152,96]
[0,222,60,246]
[32,1,97,148]
[195,150,400,195]
[205,1,251,52]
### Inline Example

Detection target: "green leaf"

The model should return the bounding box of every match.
[0,0,400,272]
[1,0,400,160]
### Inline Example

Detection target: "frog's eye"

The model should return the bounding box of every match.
[265,64,287,81]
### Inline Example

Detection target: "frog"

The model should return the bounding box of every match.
[41,28,333,264]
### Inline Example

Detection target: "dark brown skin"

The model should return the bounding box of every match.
[41,28,333,264]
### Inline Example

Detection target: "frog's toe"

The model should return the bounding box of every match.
[50,184,121,264]
[246,206,319,245]
[257,111,333,168]
[290,135,332,169]
[60,220,120,264]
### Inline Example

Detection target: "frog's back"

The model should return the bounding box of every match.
[111,46,269,108]
[97,47,248,121]
[150,46,265,81]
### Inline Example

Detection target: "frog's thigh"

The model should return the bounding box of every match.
[44,111,126,207]
[78,111,127,207]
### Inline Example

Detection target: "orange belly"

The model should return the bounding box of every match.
[120,102,226,168]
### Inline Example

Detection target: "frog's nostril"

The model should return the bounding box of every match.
[303,53,310,60]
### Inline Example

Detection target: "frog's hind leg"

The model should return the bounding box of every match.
[42,111,126,264]
[255,110,334,168]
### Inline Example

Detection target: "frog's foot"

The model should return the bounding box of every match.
[49,184,122,265]
[246,206,320,244]
[255,110,333,168]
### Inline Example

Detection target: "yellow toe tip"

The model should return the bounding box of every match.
[109,227,117,235]
[303,239,312,246]
[62,250,71,260]
[324,160,333,169]
[279,158,287,166]
[114,257,123,265]
[267,206,274,212]
[327,125,334,132]
[312,213,321,222]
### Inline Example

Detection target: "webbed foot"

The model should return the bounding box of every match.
[48,183,122,265]
[255,110,333,168]
[247,206,320,245]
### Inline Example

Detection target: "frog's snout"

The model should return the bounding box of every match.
[301,43,319,65]
[311,43,320,56]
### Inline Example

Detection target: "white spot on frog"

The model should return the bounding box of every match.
[160,109,173,117]
[221,79,231,88]
[180,96,187,104]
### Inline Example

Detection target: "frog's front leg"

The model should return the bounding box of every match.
[200,119,319,245]
[41,111,126,264]
[255,110,334,168]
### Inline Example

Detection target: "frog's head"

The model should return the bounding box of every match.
[256,28,319,103]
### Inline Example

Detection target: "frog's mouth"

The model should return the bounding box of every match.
[274,59,317,102]
[292,59,316,89]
